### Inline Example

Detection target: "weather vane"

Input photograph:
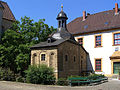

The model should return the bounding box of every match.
[61,4,63,11]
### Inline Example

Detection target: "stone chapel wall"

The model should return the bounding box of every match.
[57,41,87,78]
[31,48,58,79]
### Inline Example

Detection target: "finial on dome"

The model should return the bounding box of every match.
[61,4,63,11]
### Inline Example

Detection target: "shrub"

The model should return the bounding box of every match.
[0,67,15,81]
[88,74,105,80]
[25,64,56,85]
[16,76,25,82]
[56,78,68,86]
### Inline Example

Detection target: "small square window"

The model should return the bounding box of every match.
[41,54,45,61]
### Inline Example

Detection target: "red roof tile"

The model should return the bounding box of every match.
[67,9,120,35]
[0,1,15,21]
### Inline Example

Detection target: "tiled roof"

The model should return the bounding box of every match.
[30,38,80,49]
[31,27,77,49]
[30,39,66,49]
[0,1,15,21]
[67,9,120,35]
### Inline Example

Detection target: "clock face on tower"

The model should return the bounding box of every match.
[52,33,62,39]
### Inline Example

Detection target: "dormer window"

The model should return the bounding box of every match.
[48,38,51,43]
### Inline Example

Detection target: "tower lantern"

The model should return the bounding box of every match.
[57,4,68,28]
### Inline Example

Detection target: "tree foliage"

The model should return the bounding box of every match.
[0,16,56,75]
[0,67,15,81]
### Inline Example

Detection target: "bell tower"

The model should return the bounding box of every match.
[52,4,75,41]
[56,5,68,28]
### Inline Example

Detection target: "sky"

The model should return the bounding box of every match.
[3,0,119,28]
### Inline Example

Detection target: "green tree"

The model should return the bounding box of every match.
[0,16,56,75]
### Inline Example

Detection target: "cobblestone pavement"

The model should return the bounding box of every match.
[0,80,120,90]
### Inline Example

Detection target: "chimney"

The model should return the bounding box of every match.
[83,11,86,21]
[115,3,119,15]
[87,13,90,16]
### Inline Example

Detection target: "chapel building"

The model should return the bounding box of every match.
[30,6,88,79]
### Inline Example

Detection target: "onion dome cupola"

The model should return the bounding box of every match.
[51,4,75,41]
[57,5,68,28]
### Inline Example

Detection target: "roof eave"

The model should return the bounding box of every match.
[73,26,120,36]
[30,45,58,50]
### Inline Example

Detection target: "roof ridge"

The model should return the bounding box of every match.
[80,9,113,18]
[68,9,114,25]
[89,9,113,16]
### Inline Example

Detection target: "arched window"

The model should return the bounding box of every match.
[59,21,61,28]
[50,52,54,60]
[62,20,64,27]
[41,54,46,61]
[49,52,54,67]
[81,60,83,70]
[51,53,54,55]
[74,56,76,62]
[65,55,68,61]
[32,53,37,65]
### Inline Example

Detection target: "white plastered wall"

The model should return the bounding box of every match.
[75,29,120,75]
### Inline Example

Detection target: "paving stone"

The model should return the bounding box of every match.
[0,80,120,90]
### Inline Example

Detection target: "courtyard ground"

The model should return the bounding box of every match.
[0,79,120,90]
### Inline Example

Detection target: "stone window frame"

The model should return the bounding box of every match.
[41,54,46,61]
[39,52,47,62]
[39,51,47,62]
